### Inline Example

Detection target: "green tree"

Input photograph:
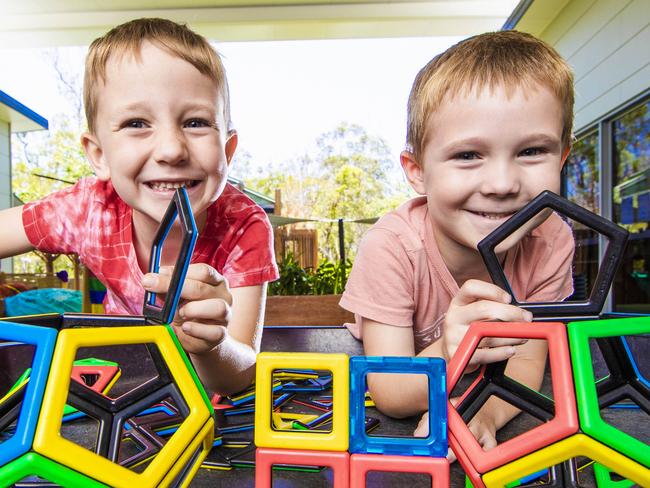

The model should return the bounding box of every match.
[243,122,413,262]
[13,117,91,203]
[10,50,92,275]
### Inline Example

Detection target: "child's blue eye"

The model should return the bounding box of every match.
[520,147,545,157]
[125,120,146,129]
[185,119,212,129]
[455,151,478,160]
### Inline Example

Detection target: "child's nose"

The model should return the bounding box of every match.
[153,125,188,165]
[480,159,521,196]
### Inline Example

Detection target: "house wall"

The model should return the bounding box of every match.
[536,0,649,130]
[0,120,11,272]
[528,0,650,314]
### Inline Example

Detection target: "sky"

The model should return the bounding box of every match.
[0,36,464,174]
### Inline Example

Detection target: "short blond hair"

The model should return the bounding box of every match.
[83,17,231,134]
[406,30,574,160]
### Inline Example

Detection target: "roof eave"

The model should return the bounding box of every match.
[0,90,49,132]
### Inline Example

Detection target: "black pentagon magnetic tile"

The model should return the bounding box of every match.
[143,188,198,325]
[478,190,629,319]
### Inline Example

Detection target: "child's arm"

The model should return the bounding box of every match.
[142,264,265,395]
[187,283,265,395]
[0,206,34,258]
[362,279,531,419]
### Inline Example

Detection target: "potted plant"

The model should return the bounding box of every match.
[265,255,354,326]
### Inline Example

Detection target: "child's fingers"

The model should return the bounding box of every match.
[478,431,497,452]
[413,411,429,438]
[452,279,511,307]
[180,321,227,345]
[178,278,232,303]
[455,300,532,324]
[179,298,231,325]
[144,268,232,303]
[478,337,528,349]
[469,337,528,367]
[446,447,458,464]
[469,345,517,366]
[468,416,498,451]
[160,263,228,287]
[141,273,166,293]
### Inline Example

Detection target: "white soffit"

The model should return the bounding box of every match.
[0,0,520,46]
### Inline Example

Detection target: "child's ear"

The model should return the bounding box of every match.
[81,132,110,181]
[400,150,426,195]
[225,130,238,166]
[560,144,571,169]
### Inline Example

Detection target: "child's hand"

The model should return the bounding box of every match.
[413,410,430,438]
[464,408,498,456]
[446,403,498,463]
[414,401,497,463]
[142,263,232,355]
[443,279,532,367]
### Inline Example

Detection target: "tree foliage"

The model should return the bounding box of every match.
[613,101,649,184]
[13,117,91,203]
[242,122,413,261]
[10,50,91,274]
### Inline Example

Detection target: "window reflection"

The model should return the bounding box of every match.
[563,131,600,301]
[612,101,650,313]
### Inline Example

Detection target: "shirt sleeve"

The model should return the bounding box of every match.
[340,227,416,327]
[22,180,91,256]
[525,214,575,303]
[221,209,279,288]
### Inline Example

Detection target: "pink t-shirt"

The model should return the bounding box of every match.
[340,196,574,353]
[23,177,279,315]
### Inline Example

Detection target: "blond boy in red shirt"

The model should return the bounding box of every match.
[0,18,278,395]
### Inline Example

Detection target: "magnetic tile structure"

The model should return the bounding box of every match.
[455,191,649,487]
[0,188,213,488]
[253,352,450,487]
[349,356,446,457]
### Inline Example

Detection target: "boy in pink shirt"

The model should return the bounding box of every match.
[0,19,278,395]
[340,31,575,454]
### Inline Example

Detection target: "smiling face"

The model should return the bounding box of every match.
[401,83,568,272]
[82,41,236,233]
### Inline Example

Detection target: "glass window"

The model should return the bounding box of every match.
[563,130,600,301]
[612,100,650,313]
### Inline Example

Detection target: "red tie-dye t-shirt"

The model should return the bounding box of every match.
[22,177,279,315]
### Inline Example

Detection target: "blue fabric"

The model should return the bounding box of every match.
[4,288,82,316]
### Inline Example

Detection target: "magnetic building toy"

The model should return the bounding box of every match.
[454,191,649,487]
[0,188,214,488]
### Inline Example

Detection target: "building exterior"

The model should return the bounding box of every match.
[514,0,650,313]
[0,90,48,273]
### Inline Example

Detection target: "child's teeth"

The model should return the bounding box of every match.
[478,212,511,220]
[149,180,193,190]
